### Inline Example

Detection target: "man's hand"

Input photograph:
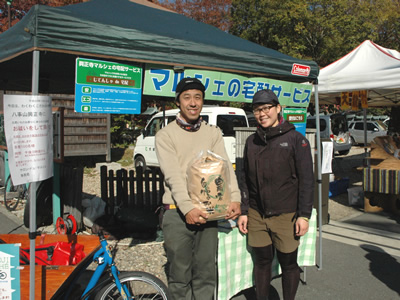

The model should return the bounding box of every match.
[295,217,309,236]
[225,202,241,220]
[185,208,208,225]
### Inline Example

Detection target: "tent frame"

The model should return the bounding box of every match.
[0,1,322,296]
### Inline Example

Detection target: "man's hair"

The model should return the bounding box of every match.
[175,77,205,101]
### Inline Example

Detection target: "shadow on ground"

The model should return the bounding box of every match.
[361,244,400,297]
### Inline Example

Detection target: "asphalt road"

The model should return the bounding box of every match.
[0,203,28,234]
[232,211,400,300]
[1,144,399,299]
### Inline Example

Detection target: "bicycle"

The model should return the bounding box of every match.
[64,231,170,300]
[2,174,28,211]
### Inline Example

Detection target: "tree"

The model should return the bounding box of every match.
[230,0,400,67]
[0,0,87,33]
[157,0,232,31]
[371,0,400,50]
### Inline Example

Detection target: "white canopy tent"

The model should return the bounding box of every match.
[311,41,400,268]
[311,40,400,270]
[316,40,400,107]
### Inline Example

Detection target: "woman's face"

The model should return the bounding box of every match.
[253,103,281,128]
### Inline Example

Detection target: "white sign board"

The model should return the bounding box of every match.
[4,95,53,185]
[321,141,333,174]
[0,244,21,300]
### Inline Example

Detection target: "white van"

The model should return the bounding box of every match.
[133,106,249,169]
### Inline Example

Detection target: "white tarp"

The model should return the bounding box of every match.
[317,40,400,106]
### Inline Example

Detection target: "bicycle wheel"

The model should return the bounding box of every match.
[94,271,170,300]
[3,175,27,211]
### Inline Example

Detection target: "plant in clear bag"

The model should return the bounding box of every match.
[187,150,231,221]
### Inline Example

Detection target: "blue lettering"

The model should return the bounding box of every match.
[172,73,185,92]
[228,79,241,97]
[212,80,225,96]
[193,74,210,90]
[293,88,311,104]
[150,69,170,91]
[256,82,266,91]
[270,85,282,97]
[242,80,256,99]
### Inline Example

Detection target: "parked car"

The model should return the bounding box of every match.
[383,117,390,128]
[133,106,249,169]
[306,114,352,155]
[348,120,388,145]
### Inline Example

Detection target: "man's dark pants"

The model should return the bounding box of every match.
[162,209,218,300]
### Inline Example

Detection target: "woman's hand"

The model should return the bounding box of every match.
[295,217,309,236]
[237,215,248,234]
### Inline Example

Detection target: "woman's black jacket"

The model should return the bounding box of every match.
[239,121,314,219]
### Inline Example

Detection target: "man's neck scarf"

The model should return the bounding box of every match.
[176,112,202,132]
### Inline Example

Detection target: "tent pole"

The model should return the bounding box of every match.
[29,50,39,300]
[314,82,323,270]
[363,108,368,157]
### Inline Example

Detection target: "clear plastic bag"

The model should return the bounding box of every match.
[187,150,231,221]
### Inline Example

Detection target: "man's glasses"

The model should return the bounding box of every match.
[253,105,276,115]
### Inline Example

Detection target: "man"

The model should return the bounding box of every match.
[237,89,314,300]
[155,77,241,300]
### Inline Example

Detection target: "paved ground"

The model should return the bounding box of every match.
[231,210,400,300]
[2,202,399,300]
[230,145,400,299]
[1,145,400,299]
[0,201,28,234]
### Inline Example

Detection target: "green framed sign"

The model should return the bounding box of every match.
[75,58,143,114]
[144,64,312,107]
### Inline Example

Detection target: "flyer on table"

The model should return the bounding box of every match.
[0,244,21,300]
[3,95,53,185]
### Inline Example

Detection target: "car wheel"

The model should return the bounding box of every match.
[134,155,147,170]
[338,149,350,156]
[350,136,356,145]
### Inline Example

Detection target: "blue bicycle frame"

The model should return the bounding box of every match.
[81,234,131,300]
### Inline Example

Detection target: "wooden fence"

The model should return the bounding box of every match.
[100,166,164,215]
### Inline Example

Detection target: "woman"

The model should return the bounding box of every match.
[238,89,314,300]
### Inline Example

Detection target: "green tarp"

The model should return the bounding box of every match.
[0,0,319,93]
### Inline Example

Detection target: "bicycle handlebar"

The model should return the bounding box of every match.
[97,230,105,241]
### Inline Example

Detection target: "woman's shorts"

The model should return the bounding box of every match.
[248,207,299,253]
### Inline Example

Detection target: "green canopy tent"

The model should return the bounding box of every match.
[0,0,323,297]
[0,0,318,93]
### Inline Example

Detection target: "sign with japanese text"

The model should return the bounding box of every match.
[0,243,21,299]
[352,91,359,111]
[75,58,142,114]
[340,92,350,110]
[283,107,307,136]
[4,95,53,185]
[143,65,312,107]
[360,90,368,108]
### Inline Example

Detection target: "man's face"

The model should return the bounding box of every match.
[253,103,281,128]
[177,89,204,123]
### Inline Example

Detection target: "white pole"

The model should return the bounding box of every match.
[313,82,323,270]
[29,50,39,300]
[363,108,368,156]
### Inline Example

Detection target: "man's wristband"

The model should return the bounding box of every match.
[300,217,309,222]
